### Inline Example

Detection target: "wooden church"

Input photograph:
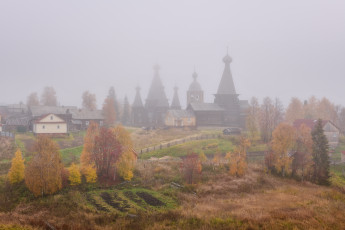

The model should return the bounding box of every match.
[130,52,248,128]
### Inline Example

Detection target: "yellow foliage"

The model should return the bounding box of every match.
[116,150,136,181]
[80,122,99,171]
[68,163,81,186]
[271,123,296,176]
[25,136,63,196]
[8,149,25,184]
[228,137,250,177]
[83,164,97,183]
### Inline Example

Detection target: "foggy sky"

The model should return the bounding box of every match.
[1,0,345,108]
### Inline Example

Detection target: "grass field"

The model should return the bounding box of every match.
[60,146,83,166]
[139,139,235,159]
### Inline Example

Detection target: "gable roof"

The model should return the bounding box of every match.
[293,119,339,131]
[30,106,77,117]
[5,114,31,126]
[188,102,224,112]
[145,65,169,108]
[34,113,66,123]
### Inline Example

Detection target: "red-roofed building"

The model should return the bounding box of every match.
[293,119,340,149]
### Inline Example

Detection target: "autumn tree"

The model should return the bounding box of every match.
[317,97,337,123]
[113,125,136,181]
[259,97,275,142]
[121,96,131,125]
[181,153,202,184]
[273,98,284,128]
[311,119,331,185]
[83,164,97,183]
[82,91,97,110]
[271,123,296,177]
[246,97,260,140]
[229,137,250,177]
[92,127,121,181]
[68,163,81,186]
[292,124,313,181]
[27,92,40,107]
[102,97,117,127]
[25,136,63,196]
[41,86,58,106]
[303,96,318,119]
[80,122,99,169]
[8,149,25,184]
[285,97,304,124]
[108,86,120,120]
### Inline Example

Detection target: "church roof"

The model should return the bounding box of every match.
[188,71,202,91]
[217,53,237,95]
[188,102,224,112]
[170,87,181,110]
[132,87,144,108]
[145,65,169,108]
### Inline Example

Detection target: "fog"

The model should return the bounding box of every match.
[0,0,344,108]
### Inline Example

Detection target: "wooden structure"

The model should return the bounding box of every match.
[33,113,67,135]
[165,110,195,127]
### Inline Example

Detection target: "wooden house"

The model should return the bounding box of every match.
[33,114,67,135]
[293,119,340,149]
[70,109,104,130]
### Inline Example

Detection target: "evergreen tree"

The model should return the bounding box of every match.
[311,119,330,185]
[121,96,130,125]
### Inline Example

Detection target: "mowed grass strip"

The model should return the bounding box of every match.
[139,139,235,159]
[60,146,83,166]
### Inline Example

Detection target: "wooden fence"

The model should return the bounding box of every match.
[0,131,15,139]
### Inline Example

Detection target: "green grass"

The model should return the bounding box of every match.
[139,139,234,159]
[60,146,83,166]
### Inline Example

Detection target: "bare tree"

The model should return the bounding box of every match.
[82,91,97,110]
[27,92,40,107]
[259,97,275,143]
[41,87,57,106]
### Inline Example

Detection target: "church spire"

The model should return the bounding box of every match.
[145,64,169,108]
[171,86,181,110]
[216,49,236,95]
[132,86,144,108]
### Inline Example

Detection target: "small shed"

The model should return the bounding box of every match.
[165,110,195,127]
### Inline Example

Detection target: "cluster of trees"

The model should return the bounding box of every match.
[247,96,345,143]
[7,122,136,196]
[265,119,330,185]
[181,137,251,184]
[27,87,58,107]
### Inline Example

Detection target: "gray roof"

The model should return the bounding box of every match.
[170,87,181,109]
[168,110,195,118]
[188,103,224,112]
[217,54,237,95]
[70,109,104,120]
[132,87,144,108]
[145,65,169,108]
[30,106,77,117]
[188,72,202,91]
[5,114,31,126]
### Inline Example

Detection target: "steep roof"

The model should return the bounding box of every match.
[5,114,31,126]
[170,87,181,110]
[216,53,236,95]
[188,102,224,112]
[132,87,144,108]
[30,106,77,117]
[145,65,169,108]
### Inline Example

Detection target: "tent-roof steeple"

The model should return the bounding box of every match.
[170,86,181,110]
[216,50,237,95]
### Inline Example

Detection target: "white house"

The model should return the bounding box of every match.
[33,113,67,135]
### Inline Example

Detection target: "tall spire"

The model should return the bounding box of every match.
[216,49,236,95]
[145,65,169,108]
[171,86,181,110]
[132,86,144,108]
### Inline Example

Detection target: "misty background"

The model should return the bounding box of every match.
[0,0,344,108]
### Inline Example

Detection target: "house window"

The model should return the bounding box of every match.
[42,125,45,129]
[57,125,60,129]
[50,116,53,120]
